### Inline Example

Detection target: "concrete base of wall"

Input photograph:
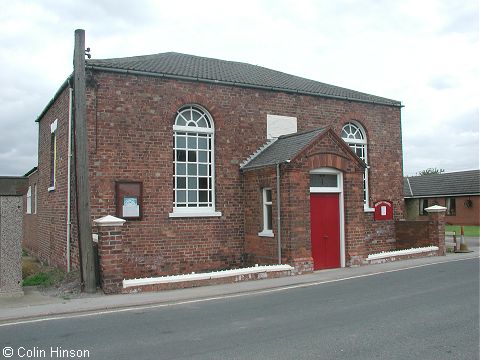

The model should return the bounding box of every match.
[290,257,314,275]
[0,289,24,298]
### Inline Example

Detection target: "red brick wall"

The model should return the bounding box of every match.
[395,211,446,255]
[285,133,369,266]
[405,196,479,226]
[23,171,38,255]
[27,87,80,271]
[243,167,278,265]
[85,72,403,277]
[29,69,404,280]
[243,130,399,267]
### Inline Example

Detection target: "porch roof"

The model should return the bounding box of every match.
[240,128,326,170]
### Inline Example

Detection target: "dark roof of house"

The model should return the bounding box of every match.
[0,177,28,196]
[241,128,326,170]
[86,52,401,107]
[404,170,480,198]
[24,167,38,177]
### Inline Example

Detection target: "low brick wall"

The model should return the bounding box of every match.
[395,211,446,256]
[367,249,439,265]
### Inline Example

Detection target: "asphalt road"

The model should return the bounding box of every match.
[1,258,478,360]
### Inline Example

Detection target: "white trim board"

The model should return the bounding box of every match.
[367,246,439,260]
[123,264,294,288]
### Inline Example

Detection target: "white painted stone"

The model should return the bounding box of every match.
[367,246,439,260]
[123,264,294,288]
[425,205,447,213]
[94,215,126,227]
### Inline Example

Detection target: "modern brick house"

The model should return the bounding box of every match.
[404,170,480,226]
[23,52,406,290]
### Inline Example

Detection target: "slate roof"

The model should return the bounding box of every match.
[86,52,401,107]
[241,128,326,170]
[0,177,28,196]
[404,170,480,198]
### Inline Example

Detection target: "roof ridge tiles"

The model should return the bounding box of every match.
[86,52,402,107]
[240,138,278,169]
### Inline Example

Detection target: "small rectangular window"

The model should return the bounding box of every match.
[419,199,428,216]
[262,188,273,233]
[49,120,58,191]
[446,197,456,216]
[26,186,32,214]
[310,174,338,187]
[34,184,37,214]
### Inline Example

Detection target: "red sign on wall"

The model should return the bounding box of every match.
[374,200,393,221]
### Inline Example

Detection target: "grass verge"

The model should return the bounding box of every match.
[22,268,65,287]
[445,225,480,237]
[22,250,66,287]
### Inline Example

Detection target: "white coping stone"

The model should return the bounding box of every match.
[367,246,439,260]
[94,215,126,227]
[425,205,447,213]
[123,264,294,288]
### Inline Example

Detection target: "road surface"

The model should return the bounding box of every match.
[1,258,478,360]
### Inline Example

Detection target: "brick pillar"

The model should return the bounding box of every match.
[425,205,447,256]
[290,257,314,275]
[94,215,126,294]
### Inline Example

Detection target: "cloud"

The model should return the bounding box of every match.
[0,0,478,176]
[403,108,479,175]
[428,76,456,90]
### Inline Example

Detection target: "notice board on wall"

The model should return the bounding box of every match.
[116,181,142,220]
[374,200,393,221]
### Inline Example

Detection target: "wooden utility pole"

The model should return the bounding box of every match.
[73,29,96,293]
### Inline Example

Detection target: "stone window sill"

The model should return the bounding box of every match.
[169,211,222,218]
[258,230,274,237]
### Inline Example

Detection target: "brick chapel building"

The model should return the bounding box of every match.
[23,52,405,290]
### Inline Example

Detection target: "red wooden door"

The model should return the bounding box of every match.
[310,193,340,270]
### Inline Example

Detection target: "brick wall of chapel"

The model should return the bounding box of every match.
[23,171,38,256]
[83,71,403,277]
[28,87,80,271]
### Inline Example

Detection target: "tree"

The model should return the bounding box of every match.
[417,167,445,176]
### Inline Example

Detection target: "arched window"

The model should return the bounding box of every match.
[341,122,370,208]
[171,105,219,216]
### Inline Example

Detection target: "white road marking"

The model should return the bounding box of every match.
[1,256,477,328]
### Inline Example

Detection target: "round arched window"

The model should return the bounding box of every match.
[172,105,215,213]
[341,122,365,143]
[174,106,212,130]
[341,122,369,207]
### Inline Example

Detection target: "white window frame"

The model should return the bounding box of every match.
[26,186,32,214]
[419,198,429,216]
[446,197,456,216]
[258,188,274,237]
[341,121,372,211]
[169,105,221,218]
[48,119,58,192]
[34,183,37,214]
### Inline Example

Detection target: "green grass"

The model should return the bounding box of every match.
[445,225,480,237]
[22,268,65,287]
[22,272,53,286]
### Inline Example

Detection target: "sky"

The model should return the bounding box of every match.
[0,0,478,176]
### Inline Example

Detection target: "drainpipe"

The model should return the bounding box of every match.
[276,163,281,264]
[66,86,73,272]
